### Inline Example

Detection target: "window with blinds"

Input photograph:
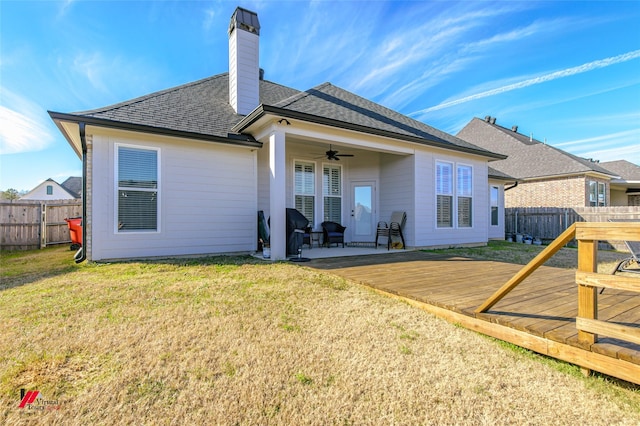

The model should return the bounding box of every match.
[436,162,453,228]
[294,161,315,224]
[457,165,472,227]
[323,165,341,223]
[117,146,158,231]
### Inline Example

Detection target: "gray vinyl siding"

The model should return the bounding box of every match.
[379,154,415,246]
[414,150,489,247]
[90,130,257,261]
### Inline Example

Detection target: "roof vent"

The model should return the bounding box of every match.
[511,125,518,132]
[484,115,491,122]
[490,117,496,125]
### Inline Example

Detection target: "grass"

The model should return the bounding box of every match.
[1,246,639,424]
[424,239,629,272]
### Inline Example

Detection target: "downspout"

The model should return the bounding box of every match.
[74,122,87,263]
[505,181,518,191]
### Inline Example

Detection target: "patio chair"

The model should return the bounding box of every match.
[611,220,640,276]
[612,240,640,274]
[376,211,406,250]
[302,226,313,249]
[609,219,640,275]
[601,219,640,294]
[321,221,346,248]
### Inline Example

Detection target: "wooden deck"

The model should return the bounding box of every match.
[307,250,640,384]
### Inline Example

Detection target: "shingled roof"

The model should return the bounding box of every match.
[600,160,640,182]
[72,73,300,139]
[54,73,502,159]
[457,117,617,180]
[60,176,82,198]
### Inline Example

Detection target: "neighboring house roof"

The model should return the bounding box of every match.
[457,117,617,180]
[488,167,514,181]
[61,176,82,198]
[51,74,504,160]
[20,178,79,200]
[600,160,640,183]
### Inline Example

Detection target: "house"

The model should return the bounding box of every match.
[20,177,81,200]
[457,116,620,208]
[49,7,505,262]
[599,160,640,206]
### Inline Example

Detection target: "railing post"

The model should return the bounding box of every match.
[577,238,597,376]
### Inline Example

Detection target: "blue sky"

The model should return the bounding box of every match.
[1,0,639,191]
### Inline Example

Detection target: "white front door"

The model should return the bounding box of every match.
[350,181,376,242]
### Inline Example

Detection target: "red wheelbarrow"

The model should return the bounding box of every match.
[65,217,83,250]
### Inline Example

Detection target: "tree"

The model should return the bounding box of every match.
[1,188,20,200]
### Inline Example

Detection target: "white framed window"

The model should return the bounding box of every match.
[436,161,453,228]
[490,186,499,226]
[588,181,606,206]
[323,164,342,223]
[46,185,53,195]
[294,160,315,225]
[116,144,159,232]
[457,165,473,228]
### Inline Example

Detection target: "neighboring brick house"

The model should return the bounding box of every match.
[600,160,640,206]
[457,117,620,208]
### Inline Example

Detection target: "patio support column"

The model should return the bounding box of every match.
[269,128,286,260]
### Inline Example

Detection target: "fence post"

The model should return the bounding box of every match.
[40,203,46,249]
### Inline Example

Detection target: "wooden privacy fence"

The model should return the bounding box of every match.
[505,206,640,248]
[0,200,82,250]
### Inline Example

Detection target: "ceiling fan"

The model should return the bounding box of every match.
[323,145,354,161]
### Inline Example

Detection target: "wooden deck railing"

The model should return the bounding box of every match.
[475,223,577,314]
[574,223,640,349]
[476,222,640,367]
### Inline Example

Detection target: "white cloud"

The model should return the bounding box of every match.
[412,50,640,115]
[203,8,216,31]
[0,89,54,155]
[72,52,112,94]
[556,129,640,164]
[57,0,76,18]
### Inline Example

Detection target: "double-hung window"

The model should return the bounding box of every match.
[490,186,499,226]
[116,145,159,232]
[323,164,342,223]
[588,181,606,206]
[436,161,474,228]
[436,162,453,227]
[457,165,473,227]
[294,161,315,224]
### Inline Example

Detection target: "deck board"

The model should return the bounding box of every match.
[307,250,640,381]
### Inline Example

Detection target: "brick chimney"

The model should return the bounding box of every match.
[228,7,260,115]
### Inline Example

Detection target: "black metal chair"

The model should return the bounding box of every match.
[302,227,312,249]
[321,221,346,248]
